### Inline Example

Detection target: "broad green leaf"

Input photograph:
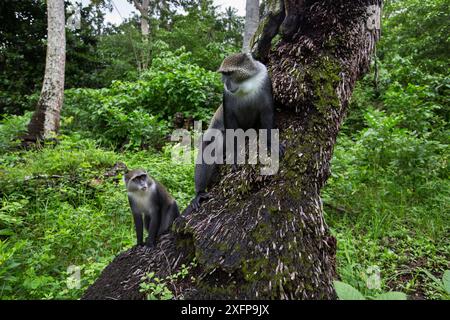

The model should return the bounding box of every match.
[374,292,407,300]
[333,281,366,300]
[443,270,450,295]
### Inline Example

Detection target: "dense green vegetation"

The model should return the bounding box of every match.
[322,0,449,300]
[0,0,448,299]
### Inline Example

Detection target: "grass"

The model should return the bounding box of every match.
[323,132,449,300]
[0,133,194,299]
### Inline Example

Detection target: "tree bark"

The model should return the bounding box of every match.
[83,0,382,300]
[133,0,150,70]
[242,0,260,53]
[25,0,65,142]
[137,0,150,38]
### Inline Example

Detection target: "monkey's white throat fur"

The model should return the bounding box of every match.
[128,184,155,213]
[228,64,268,98]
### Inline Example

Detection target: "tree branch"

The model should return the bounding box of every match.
[132,0,143,12]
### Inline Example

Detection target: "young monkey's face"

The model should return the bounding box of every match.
[131,174,149,192]
[125,170,152,193]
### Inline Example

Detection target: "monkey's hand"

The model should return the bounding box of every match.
[191,192,211,211]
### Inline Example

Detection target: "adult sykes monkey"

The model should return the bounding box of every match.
[191,53,277,210]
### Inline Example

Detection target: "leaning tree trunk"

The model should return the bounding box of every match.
[242,0,260,52]
[25,0,65,142]
[83,0,381,300]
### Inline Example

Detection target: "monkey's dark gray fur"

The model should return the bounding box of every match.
[191,53,276,210]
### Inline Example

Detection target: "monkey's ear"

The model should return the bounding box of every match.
[123,169,131,185]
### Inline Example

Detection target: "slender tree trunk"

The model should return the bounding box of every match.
[242,0,260,52]
[25,0,65,142]
[133,0,150,37]
[83,0,382,300]
[133,0,150,70]
[140,0,150,39]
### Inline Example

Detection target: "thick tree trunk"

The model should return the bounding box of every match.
[242,0,260,52]
[83,0,381,300]
[25,0,65,141]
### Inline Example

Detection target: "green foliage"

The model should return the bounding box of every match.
[0,0,46,115]
[0,112,31,152]
[138,48,222,119]
[324,0,449,301]
[139,272,174,300]
[139,259,197,300]
[444,271,450,295]
[0,1,115,114]
[89,0,243,83]
[156,2,243,70]
[334,280,407,300]
[0,0,239,116]
[334,281,366,300]
[0,136,194,299]
[96,21,142,83]
[381,0,449,75]
[62,49,221,149]
[420,269,450,299]
[0,0,448,302]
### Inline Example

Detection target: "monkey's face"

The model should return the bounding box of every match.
[219,53,260,94]
[221,72,240,93]
[128,174,151,192]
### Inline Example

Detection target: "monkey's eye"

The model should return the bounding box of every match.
[221,71,232,76]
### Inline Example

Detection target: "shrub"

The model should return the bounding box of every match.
[0,112,31,152]
[62,49,221,150]
[0,135,195,299]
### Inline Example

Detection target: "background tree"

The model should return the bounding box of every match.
[242,0,259,52]
[83,0,382,300]
[0,0,47,115]
[0,1,113,115]
[131,0,150,38]
[24,0,66,142]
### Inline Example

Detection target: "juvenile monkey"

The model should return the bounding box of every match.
[191,53,277,210]
[124,169,179,248]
